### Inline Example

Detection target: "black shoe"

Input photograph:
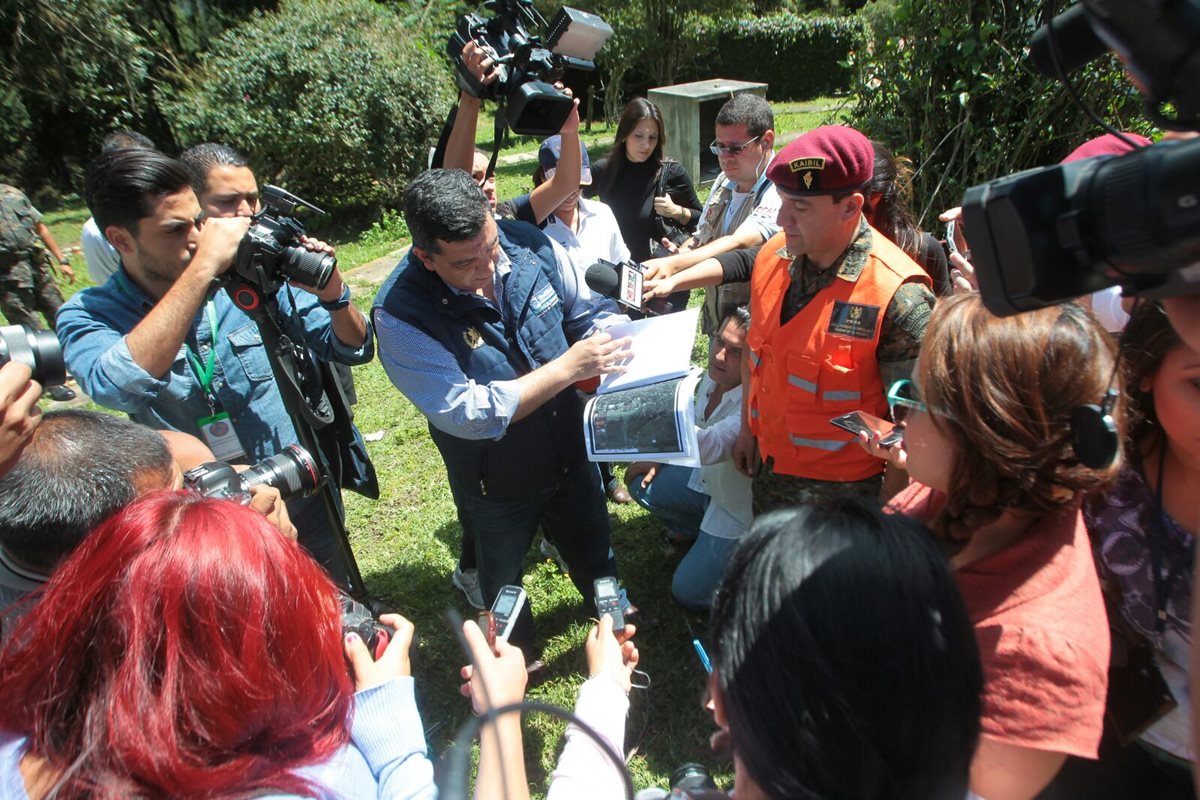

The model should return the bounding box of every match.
[45,384,76,402]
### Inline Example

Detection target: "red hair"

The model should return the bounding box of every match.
[0,491,353,798]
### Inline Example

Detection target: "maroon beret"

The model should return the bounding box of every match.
[767,125,874,195]
[1061,132,1152,163]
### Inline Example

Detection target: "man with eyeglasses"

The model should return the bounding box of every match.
[641,94,781,335]
[732,125,935,515]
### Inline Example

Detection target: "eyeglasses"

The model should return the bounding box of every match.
[708,135,761,157]
[887,379,927,424]
[887,379,957,424]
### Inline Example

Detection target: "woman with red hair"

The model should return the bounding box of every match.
[0,491,435,799]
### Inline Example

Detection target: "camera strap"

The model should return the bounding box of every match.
[1148,445,1194,651]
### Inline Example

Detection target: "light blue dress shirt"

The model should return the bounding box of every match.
[56,269,373,463]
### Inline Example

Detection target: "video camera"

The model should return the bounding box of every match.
[184,443,319,505]
[447,0,612,136]
[961,0,1200,316]
[0,324,66,387]
[229,185,336,296]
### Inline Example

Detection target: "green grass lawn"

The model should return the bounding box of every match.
[15,95,848,795]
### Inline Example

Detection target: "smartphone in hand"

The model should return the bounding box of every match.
[830,410,903,447]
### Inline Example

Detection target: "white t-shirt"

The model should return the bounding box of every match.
[81,217,120,285]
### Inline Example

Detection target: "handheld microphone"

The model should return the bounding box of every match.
[584,259,675,316]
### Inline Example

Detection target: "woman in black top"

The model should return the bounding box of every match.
[588,98,702,264]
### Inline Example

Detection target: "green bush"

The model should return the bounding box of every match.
[703,14,866,100]
[847,0,1153,225]
[163,0,454,215]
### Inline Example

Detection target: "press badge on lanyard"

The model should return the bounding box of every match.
[188,300,247,462]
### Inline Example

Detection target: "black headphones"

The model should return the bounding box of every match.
[1071,387,1120,469]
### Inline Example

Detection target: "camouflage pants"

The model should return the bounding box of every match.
[0,250,63,331]
[751,456,884,517]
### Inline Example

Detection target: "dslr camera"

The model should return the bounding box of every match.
[229,185,336,295]
[963,0,1200,316]
[184,443,319,505]
[0,324,66,387]
[447,0,612,136]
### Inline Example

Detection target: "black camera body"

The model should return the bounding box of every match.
[446,1,611,136]
[963,136,1200,316]
[0,324,66,387]
[340,594,392,661]
[184,443,319,505]
[229,185,335,296]
[964,0,1200,316]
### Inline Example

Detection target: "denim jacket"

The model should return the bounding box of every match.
[56,269,374,464]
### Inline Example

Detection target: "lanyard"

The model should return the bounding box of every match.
[185,300,220,402]
[1148,445,1194,648]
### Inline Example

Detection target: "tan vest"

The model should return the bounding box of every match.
[696,175,771,335]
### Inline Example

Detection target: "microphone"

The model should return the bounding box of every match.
[584,260,675,316]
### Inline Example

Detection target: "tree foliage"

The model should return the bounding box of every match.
[0,0,275,199]
[847,0,1154,225]
[162,0,454,216]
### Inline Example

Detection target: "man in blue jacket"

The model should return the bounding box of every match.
[56,148,373,590]
[374,169,632,649]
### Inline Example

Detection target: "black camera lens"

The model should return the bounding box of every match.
[241,444,320,500]
[0,324,66,387]
[280,245,335,291]
[670,763,717,792]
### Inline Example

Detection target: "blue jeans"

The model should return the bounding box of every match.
[454,460,616,649]
[626,463,709,540]
[671,531,740,611]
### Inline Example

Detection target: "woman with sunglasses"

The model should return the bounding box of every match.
[861,294,1122,800]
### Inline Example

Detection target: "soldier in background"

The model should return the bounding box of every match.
[0,184,76,401]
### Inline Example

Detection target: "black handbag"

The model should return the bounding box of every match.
[652,162,691,249]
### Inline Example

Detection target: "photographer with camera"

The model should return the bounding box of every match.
[55,148,372,590]
[181,142,362,410]
[0,408,296,619]
[445,40,586,227]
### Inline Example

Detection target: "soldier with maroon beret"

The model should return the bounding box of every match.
[732,125,936,514]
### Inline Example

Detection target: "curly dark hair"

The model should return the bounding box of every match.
[917,295,1124,543]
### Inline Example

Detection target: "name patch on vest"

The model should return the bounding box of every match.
[530,284,559,316]
[827,301,880,340]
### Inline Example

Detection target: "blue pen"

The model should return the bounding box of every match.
[692,638,713,674]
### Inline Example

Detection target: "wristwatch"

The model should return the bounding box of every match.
[319,283,352,311]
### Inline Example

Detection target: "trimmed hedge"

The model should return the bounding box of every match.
[702,14,865,100]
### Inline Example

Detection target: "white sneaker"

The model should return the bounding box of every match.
[452,566,485,610]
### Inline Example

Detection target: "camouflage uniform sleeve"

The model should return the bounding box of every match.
[877,281,935,393]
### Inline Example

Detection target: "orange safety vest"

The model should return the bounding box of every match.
[747,227,931,481]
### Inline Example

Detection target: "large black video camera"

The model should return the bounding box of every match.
[229,185,335,296]
[447,0,612,136]
[184,443,319,505]
[962,0,1200,316]
[0,324,66,387]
